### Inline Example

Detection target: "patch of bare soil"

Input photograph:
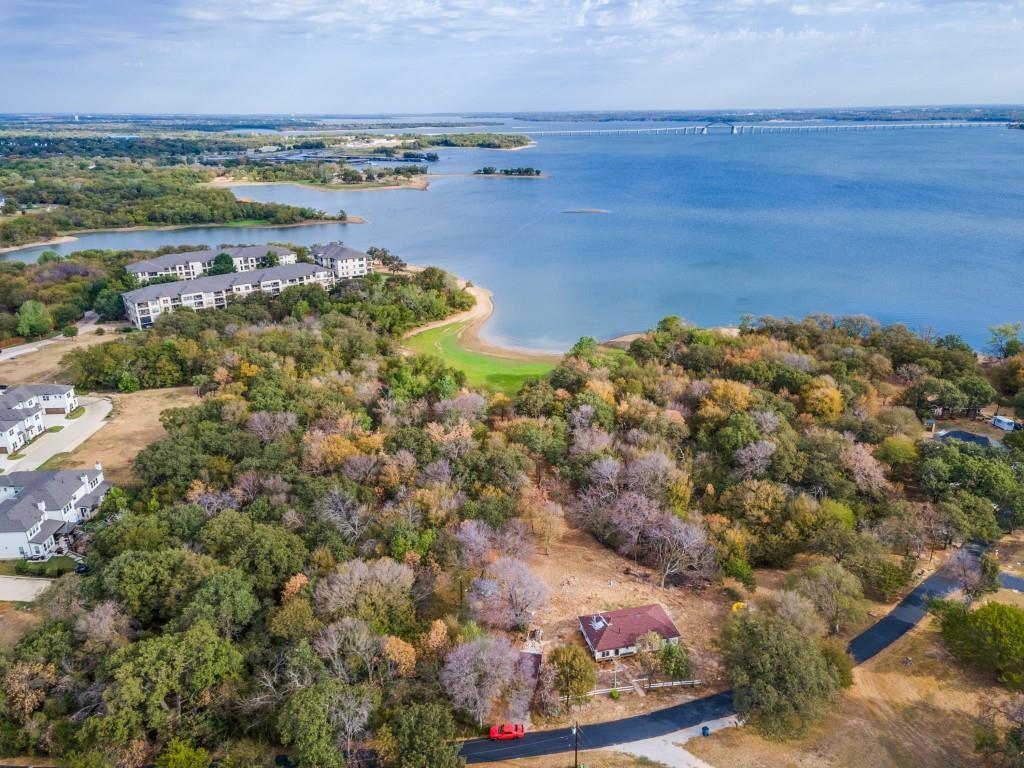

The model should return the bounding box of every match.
[0,603,43,651]
[0,331,117,385]
[687,617,1005,768]
[55,387,199,486]
[992,533,1024,576]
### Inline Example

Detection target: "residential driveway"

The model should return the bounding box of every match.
[0,396,112,472]
[0,575,52,602]
[619,715,739,768]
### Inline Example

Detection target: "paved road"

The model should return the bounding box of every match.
[461,544,986,763]
[0,575,53,602]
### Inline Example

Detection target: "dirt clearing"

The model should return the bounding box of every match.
[0,331,117,385]
[47,387,198,486]
[0,603,43,651]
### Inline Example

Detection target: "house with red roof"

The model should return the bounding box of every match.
[578,604,681,661]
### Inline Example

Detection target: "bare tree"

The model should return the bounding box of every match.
[246,411,297,444]
[318,489,368,543]
[469,558,548,630]
[441,635,519,727]
[647,515,717,588]
[330,683,375,759]
[313,618,383,684]
[456,520,494,574]
[610,491,661,561]
[733,440,776,480]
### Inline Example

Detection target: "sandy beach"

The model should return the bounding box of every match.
[0,235,78,254]
[403,266,562,364]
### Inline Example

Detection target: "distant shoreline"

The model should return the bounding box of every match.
[0,216,363,256]
[208,175,429,193]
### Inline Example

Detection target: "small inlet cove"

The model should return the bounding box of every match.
[5,124,1024,351]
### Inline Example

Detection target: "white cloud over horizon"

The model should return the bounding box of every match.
[1,0,1022,112]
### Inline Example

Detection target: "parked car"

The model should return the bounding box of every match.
[489,723,525,741]
[74,563,91,575]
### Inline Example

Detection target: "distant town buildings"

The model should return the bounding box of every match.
[0,385,79,455]
[311,242,374,279]
[126,245,297,283]
[0,466,107,559]
[578,604,682,660]
[121,263,336,329]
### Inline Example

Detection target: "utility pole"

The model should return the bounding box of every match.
[573,720,579,768]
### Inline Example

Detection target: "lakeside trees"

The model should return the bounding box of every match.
[0,159,332,247]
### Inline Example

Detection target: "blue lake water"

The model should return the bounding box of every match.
[6,127,1024,350]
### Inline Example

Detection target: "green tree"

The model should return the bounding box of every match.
[179,569,260,637]
[935,600,1024,690]
[988,322,1023,359]
[548,643,595,709]
[156,739,212,768]
[721,609,846,738]
[659,641,693,680]
[207,253,237,276]
[16,299,53,338]
[277,681,346,768]
[791,562,867,635]
[380,703,462,768]
[94,621,243,745]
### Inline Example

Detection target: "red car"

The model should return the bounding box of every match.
[489,723,525,740]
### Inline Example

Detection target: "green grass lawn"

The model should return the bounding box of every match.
[405,322,555,395]
[66,406,85,420]
[47,426,64,433]
[0,555,76,577]
[37,452,70,470]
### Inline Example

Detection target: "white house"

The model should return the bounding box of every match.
[0,466,108,559]
[121,263,337,329]
[125,245,297,283]
[310,243,373,280]
[0,385,77,455]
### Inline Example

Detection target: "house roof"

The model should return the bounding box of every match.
[0,384,73,411]
[0,407,38,427]
[311,243,369,262]
[126,245,294,274]
[29,518,64,544]
[578,604,680,653]
[0,470,102,533]
[122,263,330,304]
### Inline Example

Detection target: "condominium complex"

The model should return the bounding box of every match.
[310,242,374,279]
[0,466,108,559]
[125,245,297,283]
[0,385,79,455]
[121,263,336,328]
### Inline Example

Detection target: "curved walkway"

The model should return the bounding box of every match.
[462,543,986,763]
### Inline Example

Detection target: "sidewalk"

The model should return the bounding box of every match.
[617,716,740,768]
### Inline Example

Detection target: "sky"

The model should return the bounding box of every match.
[1,0,1023,113]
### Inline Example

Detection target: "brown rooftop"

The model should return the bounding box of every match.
[578,603,680,653]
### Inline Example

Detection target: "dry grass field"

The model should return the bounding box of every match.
[45,387,198,486]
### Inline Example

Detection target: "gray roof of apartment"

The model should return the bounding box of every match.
[0,470,102,533]
[122,262,329,304]
[311,243,369,262]
[126,245,294,274]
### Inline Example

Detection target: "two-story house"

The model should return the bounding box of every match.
[310,243,374,280]
[0,466,108,559]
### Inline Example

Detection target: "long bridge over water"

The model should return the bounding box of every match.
[521,121,1016,137]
